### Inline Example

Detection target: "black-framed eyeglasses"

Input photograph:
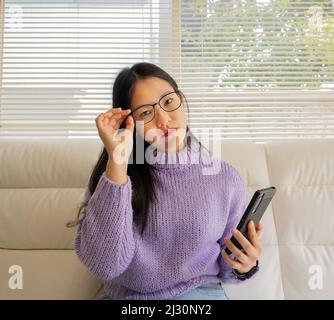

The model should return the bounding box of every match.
[124,90,183,125]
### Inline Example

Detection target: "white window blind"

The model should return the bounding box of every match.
[1,0,334,142]
[178,0,334,142]
[0,0,175,139]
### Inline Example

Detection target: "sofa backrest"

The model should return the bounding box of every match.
[0,139,333,299]
[214,139,334,299]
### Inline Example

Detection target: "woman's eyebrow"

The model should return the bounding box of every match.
[160,90,172,97]
[133,90,173,108]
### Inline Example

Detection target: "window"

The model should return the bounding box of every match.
[1,0,333,142]
[0,0,174,139]
[178,0,334,142]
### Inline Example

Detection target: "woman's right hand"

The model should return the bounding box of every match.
[95,107,135,164]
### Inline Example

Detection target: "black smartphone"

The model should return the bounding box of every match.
[225,186,276,255]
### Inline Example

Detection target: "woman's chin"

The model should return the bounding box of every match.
[146,130,186,153]
[162,135,186,153]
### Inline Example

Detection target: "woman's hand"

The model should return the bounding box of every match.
[95,107,134,163]
[221,220,264,274]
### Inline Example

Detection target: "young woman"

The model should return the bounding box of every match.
[67,62,264,300]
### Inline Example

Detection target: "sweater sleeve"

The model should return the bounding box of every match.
[217,165,249,284]
[74,171,136,281]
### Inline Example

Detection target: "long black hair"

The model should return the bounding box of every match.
[66,62,210,235]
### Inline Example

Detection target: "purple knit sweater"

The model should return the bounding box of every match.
[74,139,249,300]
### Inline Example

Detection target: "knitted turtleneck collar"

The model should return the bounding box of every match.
[146,134,205,171]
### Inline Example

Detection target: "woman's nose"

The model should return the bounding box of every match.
[154,104,171,128]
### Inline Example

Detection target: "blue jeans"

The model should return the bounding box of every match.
[167,282,229,300]
[100,282,229,300]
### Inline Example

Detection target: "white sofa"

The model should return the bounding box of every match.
[0,138,333,299]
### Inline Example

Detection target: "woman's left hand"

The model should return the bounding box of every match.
[221,220,264,274]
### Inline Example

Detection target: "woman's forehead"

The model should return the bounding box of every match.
[131,78,174,108]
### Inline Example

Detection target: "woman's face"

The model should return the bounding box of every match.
[130,77,187,153]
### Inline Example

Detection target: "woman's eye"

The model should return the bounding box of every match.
[140,110,151,118]
[165,98,172,105]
